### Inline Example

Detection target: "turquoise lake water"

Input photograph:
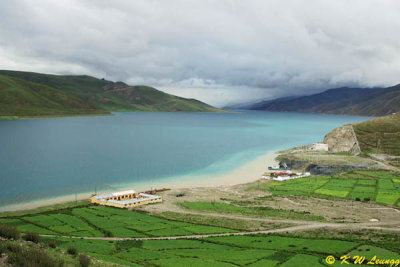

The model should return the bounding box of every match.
[0,111,370,208]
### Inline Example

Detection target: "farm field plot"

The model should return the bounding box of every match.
[280,254,325,267]
[0,206,236,238]
[314,178,355,198]
[0,217,57,235]
[250,177,329,196]
[43,234,398,267]
[204,235,357,255]
[349,245,400,259]
[260,171,400,206]
[347,186,376,200]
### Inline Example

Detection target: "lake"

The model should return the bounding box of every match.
[0,111,370,209]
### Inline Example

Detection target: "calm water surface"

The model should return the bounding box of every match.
[0,111,370,208]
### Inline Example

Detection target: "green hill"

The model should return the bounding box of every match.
[0,70,222,117]
[0,74,108,117]
[353,112,400,166]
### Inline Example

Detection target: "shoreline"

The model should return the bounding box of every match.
[0,113,113,120]
[0,150,278,213]
[0,109,231,121]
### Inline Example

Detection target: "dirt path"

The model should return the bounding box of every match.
[367,207,400,213]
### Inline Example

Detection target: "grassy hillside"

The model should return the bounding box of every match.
[0,70,222,116]
[353,112,400,163]
[250,85,400,116]
[0,74,108,117]
[100,82,222,112]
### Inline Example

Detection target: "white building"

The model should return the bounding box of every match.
[307,143,329,152]
[90,190,162,209]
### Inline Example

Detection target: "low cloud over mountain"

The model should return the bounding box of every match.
[1,0,400,106]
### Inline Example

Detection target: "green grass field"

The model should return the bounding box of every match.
[3,229,396,267]
[0,206,236,238]
[37,234,398,266]
[252,170,400,206]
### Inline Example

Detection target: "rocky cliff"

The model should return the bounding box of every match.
[323,125,361,155]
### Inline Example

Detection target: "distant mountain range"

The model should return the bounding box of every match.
[0,70,222,117]
[239,85,400,116]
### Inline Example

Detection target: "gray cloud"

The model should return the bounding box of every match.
[1,0,400,106]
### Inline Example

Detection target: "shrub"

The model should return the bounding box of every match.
[79,254,91,267]
[67,246,78,256]
[48,240,57,248]
[104,230,113,237]
[0,224,19,240]
[355,197,361,201]
[116,240,143,251]
[0,242,21,255]
[364,197,371,201]
[7,247,63,267]
[23,232,40,243]
[0,242,7,254]
[6,243,22,254]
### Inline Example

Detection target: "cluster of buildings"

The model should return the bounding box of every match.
[90,189,162,209]
[264,162,310,181]
[262,171,311,181]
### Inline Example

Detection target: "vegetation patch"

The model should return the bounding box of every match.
[39,234,366,266]
[253,170,400,206]
[353,112,400,160]
[0,206,237,238]
[1,214,397,267]
[205,235,358,255]
[280,254,325,267]
[349,245,400,259]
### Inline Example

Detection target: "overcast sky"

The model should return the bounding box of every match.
[1,0,400,107]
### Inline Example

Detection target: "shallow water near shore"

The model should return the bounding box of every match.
[0,110,370,211]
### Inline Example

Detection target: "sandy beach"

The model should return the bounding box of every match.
[0,150,278,213]
[163,151,278,188]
